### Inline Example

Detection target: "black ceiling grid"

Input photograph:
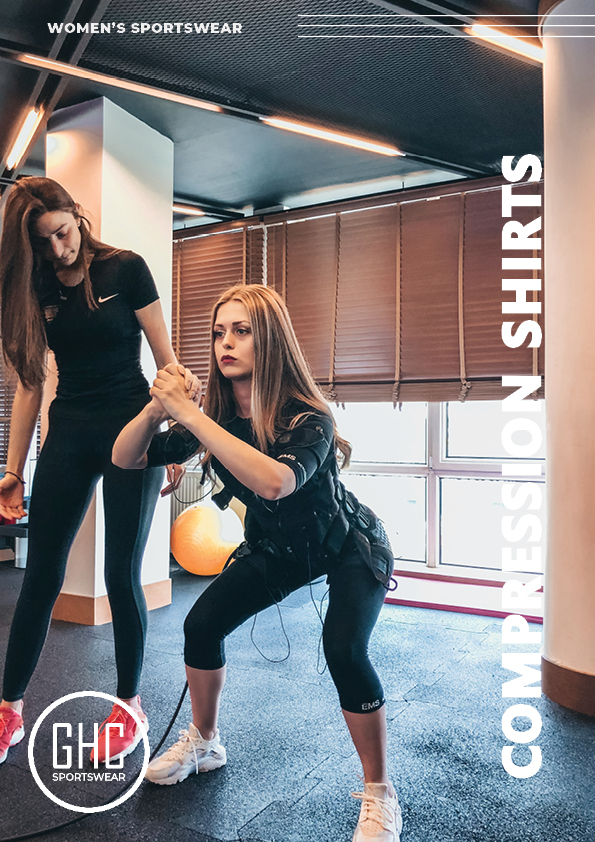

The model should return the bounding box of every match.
[0,62,40,168]
[0,0,115,186]
[365,0,540,40]
[0,0,544,211]
[0,0,75,54]
[75,0,544,173]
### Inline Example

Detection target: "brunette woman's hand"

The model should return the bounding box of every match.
[160,463,186,497]
[148,365,198,421]
[0,474,26,520]
[150,367,192,421]
[155,366,198,496]
[173,364,202,404]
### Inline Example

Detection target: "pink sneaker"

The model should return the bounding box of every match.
[90,697,148,764]
[0,707,25,764]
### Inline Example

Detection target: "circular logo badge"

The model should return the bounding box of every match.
[28,691,150,813]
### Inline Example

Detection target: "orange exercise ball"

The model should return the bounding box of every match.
[171,502,244,576]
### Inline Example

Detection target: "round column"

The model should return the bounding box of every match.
[541,0,595,715]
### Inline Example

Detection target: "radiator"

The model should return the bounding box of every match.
[170,470,210,521]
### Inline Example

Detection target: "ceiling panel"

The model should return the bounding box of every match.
[0,0,74,52]
[0,0,544,212]
[0,62,41,159]
[52,76,455,210]
[78,0,543,172]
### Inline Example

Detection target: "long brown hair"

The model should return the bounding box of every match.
[202,284,351,471]
[0,177,118,388]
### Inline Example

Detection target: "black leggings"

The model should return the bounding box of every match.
[183,535,387,715]
[2,412,163,702]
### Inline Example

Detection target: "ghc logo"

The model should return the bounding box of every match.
[29,691,150,813]
[53,722,124,770]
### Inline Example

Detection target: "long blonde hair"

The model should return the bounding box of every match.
[202,284,351,471]
[0,177,119,388]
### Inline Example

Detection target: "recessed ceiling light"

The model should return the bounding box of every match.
[260,117,404,157]
[172,204,206,216]
[19,53,222,113]
[6,108,43,170]
[467,24,544,64]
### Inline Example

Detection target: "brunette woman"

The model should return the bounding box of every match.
[0,177,193,767]
[113,284,402,842]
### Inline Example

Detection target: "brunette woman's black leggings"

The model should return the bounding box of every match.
[183,534,388,714]
[2,413,163,702]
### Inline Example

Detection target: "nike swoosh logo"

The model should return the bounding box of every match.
[98,294,118,303]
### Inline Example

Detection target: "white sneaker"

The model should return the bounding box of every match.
[145,722,226,785]
[352,782,403,842]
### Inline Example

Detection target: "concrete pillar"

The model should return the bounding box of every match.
[45,97,174,624]
[541,0,595,715]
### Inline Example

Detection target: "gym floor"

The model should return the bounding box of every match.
[1,559,594,842]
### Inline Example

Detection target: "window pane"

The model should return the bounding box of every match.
[446,400,546,460]
[341,472,426,562]
[440,477,545,571]
[334,402,427,464]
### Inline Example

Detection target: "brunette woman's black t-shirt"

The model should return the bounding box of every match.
[36,251,159,419]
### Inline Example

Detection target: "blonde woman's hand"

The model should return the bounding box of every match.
[0,473,26,520]
[146,390,170,424]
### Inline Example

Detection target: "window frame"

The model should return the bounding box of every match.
[341,401,546,582]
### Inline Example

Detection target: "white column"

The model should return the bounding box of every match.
[46,97,174,624]
[542,0,595,714]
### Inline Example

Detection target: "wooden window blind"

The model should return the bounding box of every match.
[173,176,544,402]
[285,215,338,382]
[245,226,265,285]
[461,184,544,398]
[172,228,246,381]
[324,205,399,401]
[399,195,462,401]
[264,223,286,297]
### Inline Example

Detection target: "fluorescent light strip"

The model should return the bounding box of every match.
[261,117,404,156]
[18,53,222,113]
[173,204,206,216]
[6,108,44,170]
[468,24,544,63]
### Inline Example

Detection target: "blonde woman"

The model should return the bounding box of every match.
[113,284,401,842]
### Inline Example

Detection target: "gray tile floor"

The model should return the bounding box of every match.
[1,560,594,842]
